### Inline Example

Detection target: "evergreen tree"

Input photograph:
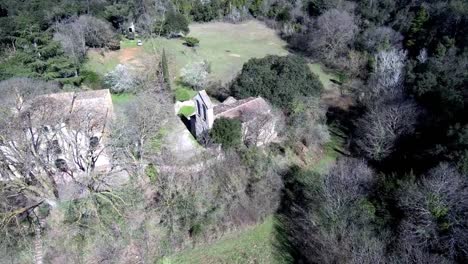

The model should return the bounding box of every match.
[161,48,171,90]
[405,7,429,53]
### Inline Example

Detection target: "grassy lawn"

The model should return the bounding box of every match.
[178,105,195,117]
[83,50,120,76]
[161,217,279,264]
[84,20,337,93]
[143,21,289,84]
[111,93,135,105]
[175,86,197,101]
[120,38,139,49]
[308,63,338,90]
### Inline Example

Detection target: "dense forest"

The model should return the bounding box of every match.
[0,0,467,263]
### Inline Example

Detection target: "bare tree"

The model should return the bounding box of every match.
[363,48,408,106]
[276,158,386,264]
[0,78,59,111]
[76,15,116,48]
[397,163,468,261]
[242,108,284,147]
[54,15,117,76]
[360,26,404,54]
[309,9,358,61]
[111,59,173,168]
[0,82,119,264]
[355,100,418,161]
[0,92,113,204]
[54,19,86,76]
[289,97,330,150]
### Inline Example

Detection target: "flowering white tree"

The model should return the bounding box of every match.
[363,48,408,106]
[180,60,210,90]
[104,64,137,93]
[374,48,407,90]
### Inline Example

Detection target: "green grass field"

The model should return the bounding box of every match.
[162,217,278,264]
[111,93,135,106]
[144,21,289,84]
[84,20,337,92]
[308,63,338,90]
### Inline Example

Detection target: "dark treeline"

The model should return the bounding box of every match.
[267,1,468,263]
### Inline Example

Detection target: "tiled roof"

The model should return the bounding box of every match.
[35,89,113,132]
[214,97,272,120]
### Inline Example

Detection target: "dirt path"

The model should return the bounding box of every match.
[119,47,140,63]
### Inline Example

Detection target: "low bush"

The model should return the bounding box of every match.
[184,37,200,47]
[80,70,101,89]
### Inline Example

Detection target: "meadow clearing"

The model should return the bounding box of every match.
[84,20,337,91]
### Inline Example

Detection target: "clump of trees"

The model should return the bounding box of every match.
[308,9,358,61]
[160,11,189,37]
[276,159,385,263]
[397,164,468,261]
[231,55,323,111]
[54,15,118,76]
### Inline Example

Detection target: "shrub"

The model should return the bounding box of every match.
[184,36,200,47]
[104,64,136,93]
[145,164,158,183]
[211,117,242,149]
[231,55,323,111]
[80,70,101,89]
[161,11,189,37]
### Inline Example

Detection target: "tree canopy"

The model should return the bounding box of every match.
[231,55,323,111]
[211,117,242,149]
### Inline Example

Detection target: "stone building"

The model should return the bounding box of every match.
[190,90,278,146]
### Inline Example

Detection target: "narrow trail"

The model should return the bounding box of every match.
[33,218,46,264]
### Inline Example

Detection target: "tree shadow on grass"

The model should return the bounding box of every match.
[272,166,317,264]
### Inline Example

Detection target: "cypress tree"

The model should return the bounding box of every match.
[161,48,171,90]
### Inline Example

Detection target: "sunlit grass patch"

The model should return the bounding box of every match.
[175,86,197,101]
[111,93,135,106]
[308,63,338,90]
[178,105,195,117]
[163,217,278,264]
